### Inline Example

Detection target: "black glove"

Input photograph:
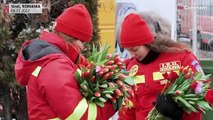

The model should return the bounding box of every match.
[155,94,183,120]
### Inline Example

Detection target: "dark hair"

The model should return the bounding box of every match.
[146,34,191,53]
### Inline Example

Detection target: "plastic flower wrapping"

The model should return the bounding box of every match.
[147,66,213,120]
[74,45,134,110]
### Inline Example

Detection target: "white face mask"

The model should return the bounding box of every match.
[58,32,84,62]
[59,32,84,53]
[71,40,84,52]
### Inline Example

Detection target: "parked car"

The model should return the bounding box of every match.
[177,34,191,45]
[199,31,213,50]
[178,31,213,50]
[208,38,213,49]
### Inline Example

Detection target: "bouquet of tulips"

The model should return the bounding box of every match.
[75,45,134,110]
[147,66,213,120]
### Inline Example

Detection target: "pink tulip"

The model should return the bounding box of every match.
[94,91,101,97]
[95,66,102,72]
[195,82,204,94]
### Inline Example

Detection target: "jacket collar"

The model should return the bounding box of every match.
[38,31,79,63]
[137,50,160,64]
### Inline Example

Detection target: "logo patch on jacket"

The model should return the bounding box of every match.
[159,61,181,72]
[129,65,139,77]
[191,60,203,72]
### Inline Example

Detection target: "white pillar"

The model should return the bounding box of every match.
[192,0,197,56]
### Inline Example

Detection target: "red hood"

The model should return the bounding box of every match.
[15,31,79,86]
[15,47,57,86]
[39,31,79,62]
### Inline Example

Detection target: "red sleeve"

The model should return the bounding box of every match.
[38,58,83,119]
[97,101,116,120]
[37,57,115,119]
[181,51,204,74]
[182,111,202,120]
[118,107,136,120]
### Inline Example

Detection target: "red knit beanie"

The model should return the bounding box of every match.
[120,13,154,48]
[54,4,92,42]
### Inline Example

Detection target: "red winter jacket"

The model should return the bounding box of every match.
[15,31,115,120]
[118,51,203,120]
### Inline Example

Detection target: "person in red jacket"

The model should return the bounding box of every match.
[118,13,204,120]
[15,4,116,120]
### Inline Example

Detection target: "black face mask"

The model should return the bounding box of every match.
[137,50,160,64]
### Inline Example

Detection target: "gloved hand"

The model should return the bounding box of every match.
[155,94,183,120]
